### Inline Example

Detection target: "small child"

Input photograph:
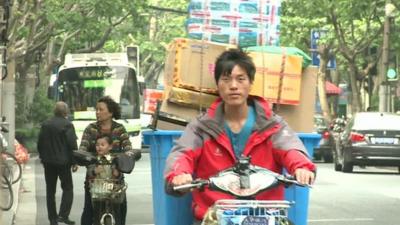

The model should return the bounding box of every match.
[89,134,124,225]
[88,134,120,179]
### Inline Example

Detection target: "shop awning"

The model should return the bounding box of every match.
[325,81,342,95]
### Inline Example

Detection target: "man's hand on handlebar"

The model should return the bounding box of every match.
[294,168,315,186]
[171,173,193,193]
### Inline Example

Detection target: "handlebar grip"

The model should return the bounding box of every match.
[281,174,312,188]
[173,180,209,191]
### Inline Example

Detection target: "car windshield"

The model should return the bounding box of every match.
[353,113,400,130]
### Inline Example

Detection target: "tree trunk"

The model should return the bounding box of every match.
[348,63,362,113]
[330,70,340,117]
[2,46,16,152]
[21,73,36,128]
[317,58,331,121]
[316,45,332,121]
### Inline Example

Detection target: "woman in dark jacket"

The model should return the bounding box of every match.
[79,96,141,225]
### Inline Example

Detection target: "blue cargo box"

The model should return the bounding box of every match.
[143,130,320,225]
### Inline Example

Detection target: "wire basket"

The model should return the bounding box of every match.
[90,178,126,203]
[214,200,291,225]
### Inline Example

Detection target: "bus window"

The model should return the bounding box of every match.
[57,66,139,120]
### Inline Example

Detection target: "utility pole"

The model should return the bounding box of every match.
[380,1,396,112]
[0,0,10,220]
[0,0,13,153]
[0,0,9,117]
[2,47,14,153]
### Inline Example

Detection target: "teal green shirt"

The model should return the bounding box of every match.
[224,105,256,158]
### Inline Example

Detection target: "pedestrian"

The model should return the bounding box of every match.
[88,133,125,225]
[164,49,316,225]
[37,101,77,225]
[79,96,141,225]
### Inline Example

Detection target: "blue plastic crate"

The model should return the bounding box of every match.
[284,133,321,225]
[142,130,193,225]
[143,130,320,225]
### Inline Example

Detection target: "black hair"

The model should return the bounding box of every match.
[96,133,113,145]
[214,48,256,83]
[97,96,121,119]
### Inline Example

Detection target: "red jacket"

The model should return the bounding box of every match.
[164,96,316,220]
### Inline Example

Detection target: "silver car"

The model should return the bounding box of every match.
[334,112,400,173]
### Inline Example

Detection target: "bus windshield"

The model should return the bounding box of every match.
[57,66,140,120]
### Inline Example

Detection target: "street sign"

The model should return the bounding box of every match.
[311,52,336,69]
[311,30,325,50]
[310,29,336,69]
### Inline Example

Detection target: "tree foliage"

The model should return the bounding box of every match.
[281,0,400,116]
[1,0,190,152]
[8,0,400,129]
[7,0,189,131]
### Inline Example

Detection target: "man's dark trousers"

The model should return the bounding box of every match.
[43,163,73,222]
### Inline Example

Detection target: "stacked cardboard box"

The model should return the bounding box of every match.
[187,0,281,47]
[162,38,304,105]
[157,38,227,129]
[164,38,234,93]
[162,38,231,112]
[161,65,318,132]
[249,51,303,105]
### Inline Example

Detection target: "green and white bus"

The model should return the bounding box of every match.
[48,49,145,149]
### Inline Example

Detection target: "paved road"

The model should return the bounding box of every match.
[308,163,400,225]
[23,154,154,225]
[9,155,400,225]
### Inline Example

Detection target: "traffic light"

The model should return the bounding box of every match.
[387,51,398,81]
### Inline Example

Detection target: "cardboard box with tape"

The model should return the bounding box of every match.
[249,51,303,105]
[164,38,304,105]
[164,38,234,94]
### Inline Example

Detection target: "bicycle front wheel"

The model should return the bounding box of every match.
[0,173,14,211]
[1,151,22,184]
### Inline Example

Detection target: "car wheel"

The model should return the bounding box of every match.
[342,161,353,173]
[342,155,353,173]
[334,156,342,171]
[323,152,333,163]
[313,152,321,161]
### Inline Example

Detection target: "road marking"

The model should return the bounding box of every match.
[309,218,374,222]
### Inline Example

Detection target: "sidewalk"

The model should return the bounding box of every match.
[1,156,37,225]
[14,157,37,225]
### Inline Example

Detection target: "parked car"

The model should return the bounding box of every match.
[313,114,334,163]
[334,112,400,173]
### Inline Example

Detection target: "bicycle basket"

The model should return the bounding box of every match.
[214,200,291,225]
[90,178,126,203]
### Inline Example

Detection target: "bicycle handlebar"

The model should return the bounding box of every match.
[173,180,209,191]
[173,171,311,196]
[171,156,312,198]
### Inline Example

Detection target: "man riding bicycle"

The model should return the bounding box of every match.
[164,49,316,224]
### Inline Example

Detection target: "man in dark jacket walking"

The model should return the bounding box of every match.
[38,101,78,225]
